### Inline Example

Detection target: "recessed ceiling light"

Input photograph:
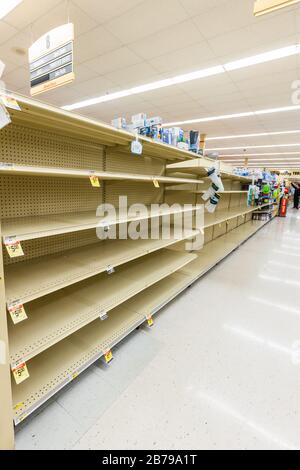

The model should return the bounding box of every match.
[0,0,23,20]
[206,130,300,141]
[254,0,300,17]
[62,44,300,111]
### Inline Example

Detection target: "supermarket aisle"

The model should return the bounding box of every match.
[16,211,300,450]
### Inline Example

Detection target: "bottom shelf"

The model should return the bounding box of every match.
[12,217,273,424]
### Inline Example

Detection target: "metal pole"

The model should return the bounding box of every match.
[0,221,14,450]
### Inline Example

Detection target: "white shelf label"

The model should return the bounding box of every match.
[4,237,24,258]
[12,362,30,385]
[8,301,28,325]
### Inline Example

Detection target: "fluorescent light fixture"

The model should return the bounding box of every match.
[164,105,300,127]
[62,65,225,111]
[62,44,300,111]
[206,130,300,141]
[219,152,300,156]
[0,0,22,19]
[207,143,300,151]
[254,0,300,17]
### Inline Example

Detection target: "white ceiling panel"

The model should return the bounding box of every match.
[149,41,217,75]
[31,1,98,40]
[3,0,62,30]
[129,19,205,61]
[72,0,145,24]
[75,25,122,63]
[105,0,189,44]
[105,62,162,87]
[83,47,143,76]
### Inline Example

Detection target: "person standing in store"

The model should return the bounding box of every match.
[291,182,300,209]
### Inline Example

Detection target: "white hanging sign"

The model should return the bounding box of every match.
[29,23,75,96]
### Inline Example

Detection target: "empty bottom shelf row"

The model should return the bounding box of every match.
[12,218,272,425]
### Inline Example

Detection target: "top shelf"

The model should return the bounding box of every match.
[1,92,208,162]
[167,159,252,182]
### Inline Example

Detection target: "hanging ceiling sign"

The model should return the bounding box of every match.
[29,23,75,96]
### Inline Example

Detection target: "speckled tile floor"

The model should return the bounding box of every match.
[16,211,300,450]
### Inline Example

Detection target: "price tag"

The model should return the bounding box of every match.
[13,402,24,412]
[12,362,30,385]
[90,175,101,187]
[71,372,79,381]
[99,311,108,321]
[1,95,21,111]
[4,237,24,258]
[103,349,113,364]
[146,315,154,327]
[106,265,115,275]
[153,179,160,188]
[8,302,28,325]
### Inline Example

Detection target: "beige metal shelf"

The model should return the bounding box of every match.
[11,217,273,425]
[0,162,203,186]
[3,91,198,162]
[5,228,200,306]
[12,302,144,425]
[9,249,196,365]
[2,205,201,242]
[203,203,272,229]
[167,159,252,182]
[127,218,273,317]
[166,187,248,194]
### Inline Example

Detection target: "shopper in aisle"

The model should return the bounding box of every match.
[292,182,300,209]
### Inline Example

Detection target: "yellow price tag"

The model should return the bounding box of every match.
[71,372,79,381]
[5,238,24,258]
[104,349,113,364]
[90,176,101,187]
[153,179,160,188]
[8,302,28,325]
[13,402,25,412]
[12,362,30,385]
[146,315,154,327]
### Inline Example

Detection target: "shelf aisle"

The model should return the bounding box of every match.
[11,217,273,426]
[9,249,196,365]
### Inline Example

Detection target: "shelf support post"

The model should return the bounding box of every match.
[0,221,14,450]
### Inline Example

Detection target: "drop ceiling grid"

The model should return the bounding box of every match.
[1,1,300,158]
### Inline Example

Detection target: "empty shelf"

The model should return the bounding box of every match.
[167,159,252,182]
[5,228,200,305]
[2,205,201,242]
[0,162,204,186]
[203,204,271,228]
[11,217,273,425]
[9,249,196,365]
[12,303,144,424]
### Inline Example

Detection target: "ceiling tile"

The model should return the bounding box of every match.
[208,12,298,58]
[129,19,205,61]
[84,47,143,75]
[0,21,18,46]
[3,0,62,30]
[105,62,162,87]
[0,31,31,66]
[75,25,122,62]
[30,1,98,40]
[149,41,217,75]
[179,0,228,15]
[2,66,29,90]
[72,0,144,24]
[106,0,189,44]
